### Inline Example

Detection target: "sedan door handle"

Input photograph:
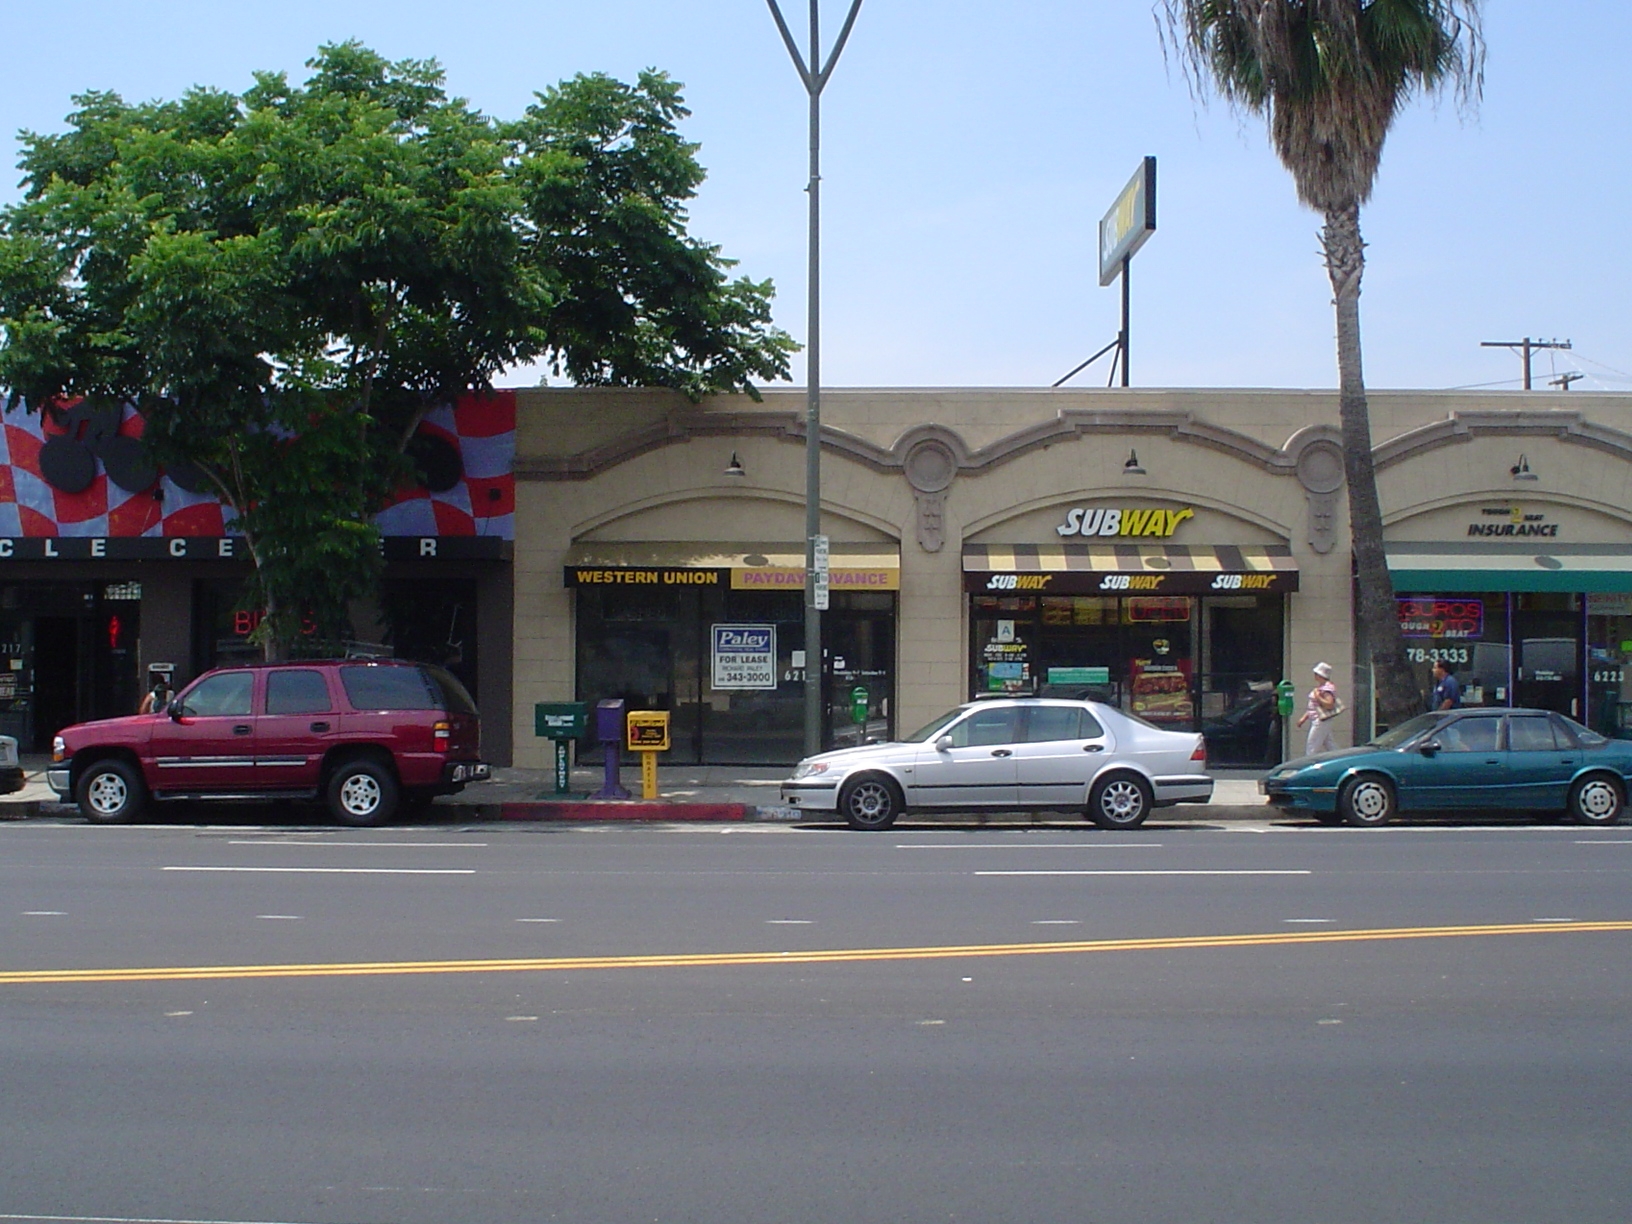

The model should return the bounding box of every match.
[310,721,330,733]
[990,749,1013,757]
[233,724,252,736]
[1083,744,1104,752]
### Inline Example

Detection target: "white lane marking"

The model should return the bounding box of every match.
[23,911,65,916]
[1533,917,1579,923]
[976,869,1311,877]
[1032,919,1081,925]
[895,843,1160,849]
[256,915,302,920]
[227,840,487,847]
[162,866,473,875]
[165,1011,193,1017]
[1283,918,1334,923]
[1573,840,1632,845]
[515,918,561,923]
[506,1015,539,1022]
[766,919,814,924]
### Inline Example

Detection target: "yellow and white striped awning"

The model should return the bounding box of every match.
[962,542,1298,595]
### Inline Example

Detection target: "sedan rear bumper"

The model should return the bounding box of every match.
[1152,774,1214,806]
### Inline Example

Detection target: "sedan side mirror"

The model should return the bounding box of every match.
[1419,740,1440,757]
[167,698,184,721]
[935,735,954,753]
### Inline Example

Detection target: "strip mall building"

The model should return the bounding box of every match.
[4,385,1631,769]
[513,386,1632,769]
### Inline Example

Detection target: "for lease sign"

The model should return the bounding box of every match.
[712,624,776,690]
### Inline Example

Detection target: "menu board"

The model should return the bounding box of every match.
[1129,657,1194,722]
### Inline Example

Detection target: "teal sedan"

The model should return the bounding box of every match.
[1261,708,1632,827]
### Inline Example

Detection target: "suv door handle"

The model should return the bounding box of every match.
[233,724,252,736]
[311,721,330,733]
[1083,744,1104,752]
[990,748,1013,757]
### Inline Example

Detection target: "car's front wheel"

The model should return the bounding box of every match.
[839,775,902,830]
[1338,774,1395,827]
[76,759,146,824]
[1088,774,1153,829]
[1568,774,1624,826]
[326,759,399,827]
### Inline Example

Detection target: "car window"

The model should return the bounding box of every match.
[1506,715,1558,752]
[1024,706,1102,743]
[947,707,1020,748]
[1372,713,1442,749]
[425,665,478,715]
[339,665,441,711]
[1557,715,1609,748]
[181,672,253,718]
[265,669,332,715]
[1437,716,1500,753]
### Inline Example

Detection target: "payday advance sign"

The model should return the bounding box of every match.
[712,624,776,690]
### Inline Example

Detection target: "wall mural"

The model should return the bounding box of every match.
[0,392,515,540]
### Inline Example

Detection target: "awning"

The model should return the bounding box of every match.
[1388,543,1632,594]
[564,542,899,591]
[962,543,1298,595]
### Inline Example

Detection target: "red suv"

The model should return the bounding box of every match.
[47,660,490,826]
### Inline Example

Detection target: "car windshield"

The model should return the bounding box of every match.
[1369,713,1442,750]
[902,708,969,743]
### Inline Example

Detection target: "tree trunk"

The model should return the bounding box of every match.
[1322,202,1421,730]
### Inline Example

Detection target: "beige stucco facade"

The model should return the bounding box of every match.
[510,386,1632,769]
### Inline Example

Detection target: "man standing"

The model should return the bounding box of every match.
[1431,661,1462,711]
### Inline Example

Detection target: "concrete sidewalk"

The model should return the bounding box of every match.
[2,759,1272,823]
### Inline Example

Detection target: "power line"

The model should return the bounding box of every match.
[1480,337,1571,390]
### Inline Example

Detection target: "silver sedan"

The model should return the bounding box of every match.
[782,697,1212,830]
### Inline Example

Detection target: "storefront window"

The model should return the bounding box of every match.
[1394,593,1510,711]
[576,585,894,764]
[969,591,1287,763]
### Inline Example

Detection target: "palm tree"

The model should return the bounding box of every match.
[1158,0,1484,728]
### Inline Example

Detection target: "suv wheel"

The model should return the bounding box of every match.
[77,759,146,824]
[327,759,399,827]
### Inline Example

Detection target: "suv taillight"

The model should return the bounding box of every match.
[433,720,451,753]
[1191,738,1207,762]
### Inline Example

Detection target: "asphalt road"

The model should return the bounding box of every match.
[3,817,1631,1224]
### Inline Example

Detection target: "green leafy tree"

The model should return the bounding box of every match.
[1158,1,1484,727]
[0,43,795,658]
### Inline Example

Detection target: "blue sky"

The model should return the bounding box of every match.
[4,2,1628,392]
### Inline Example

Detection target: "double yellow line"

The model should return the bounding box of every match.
[4,920,1631,986]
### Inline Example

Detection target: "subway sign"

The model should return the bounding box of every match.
[969,569,1294,596]
[1055,507,1194,538]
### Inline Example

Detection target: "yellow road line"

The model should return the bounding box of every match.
[4,921,1631,986]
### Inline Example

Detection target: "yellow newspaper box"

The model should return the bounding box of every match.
[626,711,670,799]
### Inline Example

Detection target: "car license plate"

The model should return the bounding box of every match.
[453,763,490,783]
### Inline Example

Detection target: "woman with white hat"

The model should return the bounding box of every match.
[1295,662,1342,756]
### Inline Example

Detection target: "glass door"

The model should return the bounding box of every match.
[1512,594,1582,720]
[824,603,895,750]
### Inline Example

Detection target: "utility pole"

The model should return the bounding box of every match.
[1480,337,1572,391]
[766,0,865,757]
[1550,371,1585,391]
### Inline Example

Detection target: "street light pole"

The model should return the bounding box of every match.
[766,0,864,758]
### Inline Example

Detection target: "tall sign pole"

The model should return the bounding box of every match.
[1054,157,1157,389]
[767,0,865,757]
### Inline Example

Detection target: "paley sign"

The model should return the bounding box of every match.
[1056,506,1194,538]
[711,624,776,690]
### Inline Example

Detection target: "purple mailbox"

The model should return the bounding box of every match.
[590,699,631,800]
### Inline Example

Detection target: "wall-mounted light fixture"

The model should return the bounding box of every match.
[724,452,746,479]
[1122,449,1146,476]
[1510,454,1538,481]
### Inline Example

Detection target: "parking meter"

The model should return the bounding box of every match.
[590,699,631,799]
[1275,680,1296,718]
[850,685,869,725]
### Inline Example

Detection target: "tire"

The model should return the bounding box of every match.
[76,759,146,824]
[839,775,903,830]
[1088,774,1153,830]
[1338,774,1395,827]
[326,759,399,827]
[1568,774,1624,827]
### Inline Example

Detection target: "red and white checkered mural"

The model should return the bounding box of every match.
[0,392,515,540]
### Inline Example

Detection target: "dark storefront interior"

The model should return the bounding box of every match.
[575,584,897,764]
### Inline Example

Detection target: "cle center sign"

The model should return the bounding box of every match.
[1056,506,1193,539]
